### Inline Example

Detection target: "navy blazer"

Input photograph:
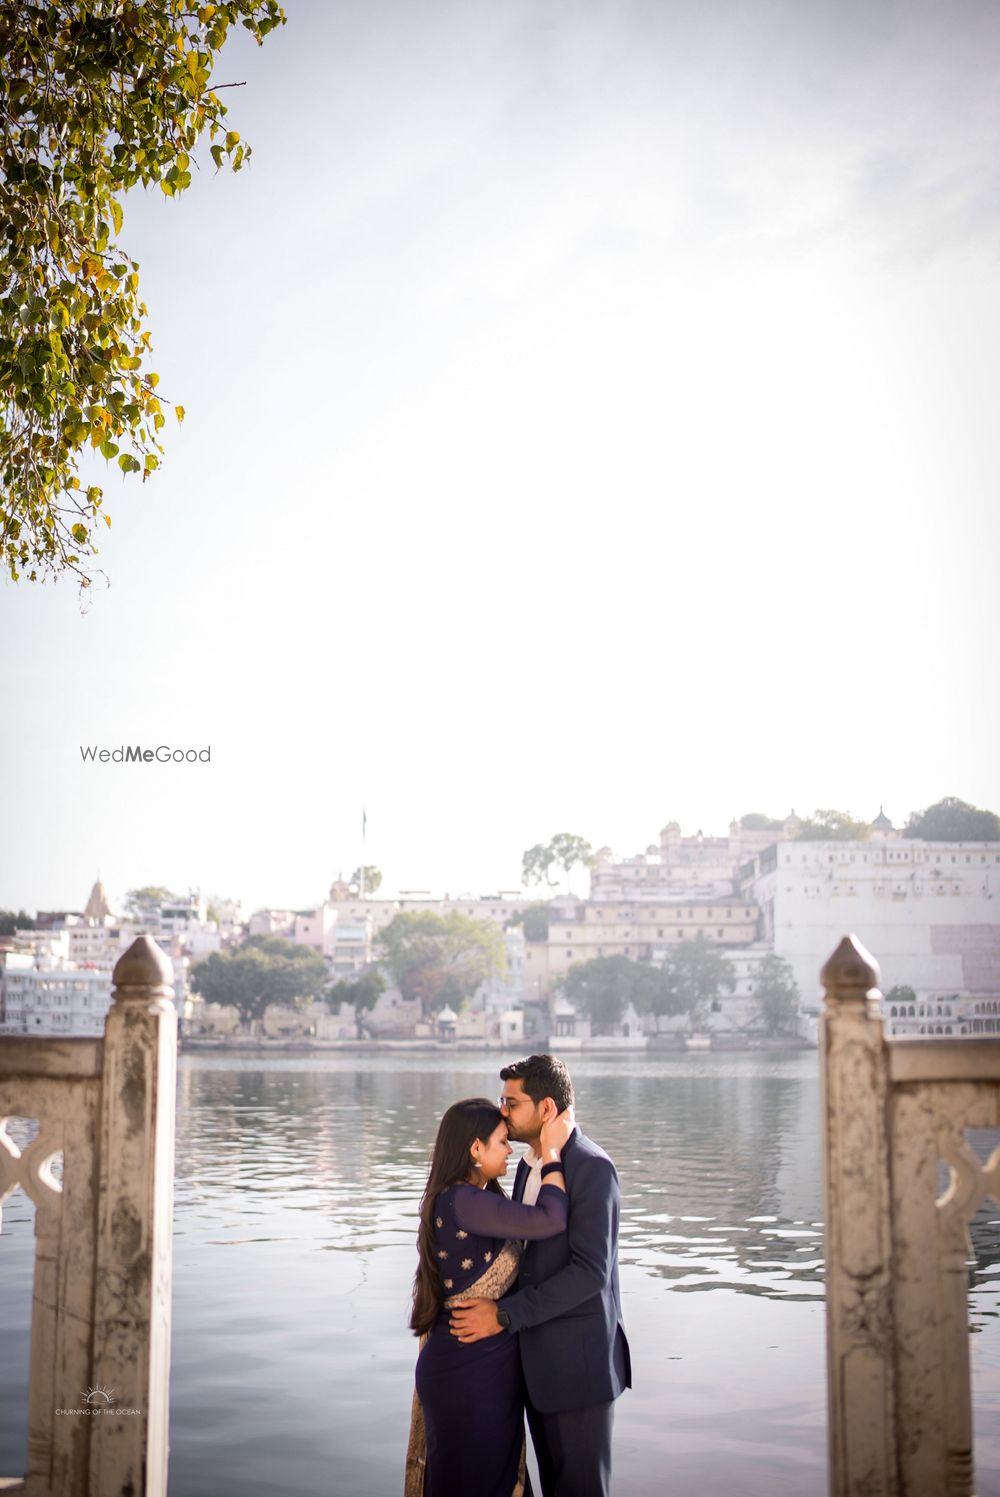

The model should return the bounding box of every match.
[498,1127,632,1414]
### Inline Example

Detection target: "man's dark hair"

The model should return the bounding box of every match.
[499,1053,574,1112]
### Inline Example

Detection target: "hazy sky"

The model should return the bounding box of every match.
[3,0,1000,915]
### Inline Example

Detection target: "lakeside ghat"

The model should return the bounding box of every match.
[177,1032,816,1053]
[4,1051,1000,1496]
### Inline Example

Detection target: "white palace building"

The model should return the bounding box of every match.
[743,815,1000,1036]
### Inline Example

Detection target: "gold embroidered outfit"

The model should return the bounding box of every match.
[404,1241,526,1497]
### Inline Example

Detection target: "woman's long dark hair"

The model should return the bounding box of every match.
[410,1098,506,1337]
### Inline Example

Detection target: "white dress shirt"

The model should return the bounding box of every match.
[520,1144,545,1207]
[521,1126,576,1206]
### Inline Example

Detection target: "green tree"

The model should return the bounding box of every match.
[795,809,871,841]
[740,813,784,831]
[521,842,556,888]
[0,0,285,585]
[751,953,800,1036]
[522,833,594,893]
[191,939,327,1033]
[326,967,386,1036]
[242,933,317,961]
[904,797,1000,842]
[504,902,551,941]
[884,984,917,1011]
[350,866,382,896]
[375,911,505,1021]
[562,955,636,1034]
[659,937,737,1027]
[0,909,34,935]
[125,884,178,912]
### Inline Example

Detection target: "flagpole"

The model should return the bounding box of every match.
[360,807,367,900]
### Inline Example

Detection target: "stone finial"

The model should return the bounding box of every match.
[821,933,881,1002]
[112,934,174,992]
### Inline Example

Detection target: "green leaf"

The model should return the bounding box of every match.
[0,0,285,585]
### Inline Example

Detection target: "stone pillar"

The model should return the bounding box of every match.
[89,936,176,1497]
[821,934,899,1497]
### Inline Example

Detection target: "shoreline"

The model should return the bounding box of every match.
[178,1034,816,1055]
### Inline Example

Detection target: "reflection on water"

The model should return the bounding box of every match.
[1,1053,1000,1496]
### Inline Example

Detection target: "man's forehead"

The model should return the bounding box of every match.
[501,1079,529,1099]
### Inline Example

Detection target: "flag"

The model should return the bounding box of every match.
[362,807,367,842]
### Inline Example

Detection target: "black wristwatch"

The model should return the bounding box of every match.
[496,1308,511,1330]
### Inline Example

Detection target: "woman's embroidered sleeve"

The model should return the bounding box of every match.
[453,1184,568,1240]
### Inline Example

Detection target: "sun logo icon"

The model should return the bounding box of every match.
[81,1386,115,1406]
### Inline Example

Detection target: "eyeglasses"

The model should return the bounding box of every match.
[498,1096,522,1110]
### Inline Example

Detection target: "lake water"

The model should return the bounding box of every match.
[3,1052,1000,1496]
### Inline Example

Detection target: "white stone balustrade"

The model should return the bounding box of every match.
[0,936,176,1497]
[822,932,1000,1496]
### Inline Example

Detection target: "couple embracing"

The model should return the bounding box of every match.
[406,1054,631,1497]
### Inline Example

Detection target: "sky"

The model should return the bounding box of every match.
[3,0,1000,916]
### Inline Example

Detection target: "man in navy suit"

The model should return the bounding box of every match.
[450,1054,631,1497]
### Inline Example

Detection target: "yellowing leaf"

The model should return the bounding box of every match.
[175,405,185,424]
[110,199,123,236]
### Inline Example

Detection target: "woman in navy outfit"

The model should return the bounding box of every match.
[406,1097,573,1497]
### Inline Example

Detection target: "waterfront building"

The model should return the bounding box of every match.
[248,908,297,938]
[744,823,1000,1022]
[1,881,211,1035]
[589,816,799,902]
[0,951,112,1036]
[524,895,761,997]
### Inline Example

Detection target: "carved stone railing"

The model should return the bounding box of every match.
[822,933,1000,1496]
[0,936,177,1497]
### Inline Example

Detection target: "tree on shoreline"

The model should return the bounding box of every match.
[191,936,326,1034]
[658,938,737,1029]
[561,955,637,1034]
[1,0,285,585]
[750,953,800,1036]
[326,967,386,1037]
[375,910,505,1021]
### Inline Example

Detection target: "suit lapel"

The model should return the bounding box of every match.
[513,1156,528,1203]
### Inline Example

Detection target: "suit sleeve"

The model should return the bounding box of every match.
[499,1155,619,1331]
[453,1183,568,1240]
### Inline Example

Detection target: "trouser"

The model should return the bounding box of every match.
[525,1396,615,1497]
